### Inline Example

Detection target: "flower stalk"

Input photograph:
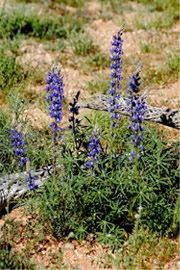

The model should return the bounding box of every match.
[68,91,81,151]
[10,127,38,190]
[126,70,147,179]
[45,66,65,174]
[86,128,102,169]
[108,30,123,132]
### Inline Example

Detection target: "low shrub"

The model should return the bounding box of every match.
[37,123,179,248]
[0,8,84,40]
[0,45,25,92]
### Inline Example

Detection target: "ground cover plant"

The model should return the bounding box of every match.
[0,0,179,269]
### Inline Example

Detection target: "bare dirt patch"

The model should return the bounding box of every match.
[62,66,92,99]
[0,92,6,105]
[87,0,101,13]
[1,207,114,270]
[18,39,59,69]
[1,206,179,270]
[170,21,180,33]
[164,254,180,270]
[25,107,51,130]
[88,19,150,56]
[148,80,180,109]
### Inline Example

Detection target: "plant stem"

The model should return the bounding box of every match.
[53,133,58,175]
[134,145,139,182]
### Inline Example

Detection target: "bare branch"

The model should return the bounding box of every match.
[79,95,180,130]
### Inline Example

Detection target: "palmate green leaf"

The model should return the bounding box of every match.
[109,201,127,217]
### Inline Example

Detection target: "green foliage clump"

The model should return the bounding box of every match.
[85,75,110,95]
[0,110,14,175]
[37,122,179,249]
[0,7,85,41]
[136,0,179,30]
[0,45,25,92]
[0,10,66,40]
[86,51,110,70]
[144,50,180,86]
[55,0,86,7]
[108,228,179,269]
[137,0,179,13]
[17,0,87,7]
[70,32,97,56]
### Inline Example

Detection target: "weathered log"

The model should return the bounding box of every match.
[0,166,54,211]
[79,95,180,130]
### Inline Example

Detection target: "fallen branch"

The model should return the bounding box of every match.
[0,166,54,211]
[79,95,180,130]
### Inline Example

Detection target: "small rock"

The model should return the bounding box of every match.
[177,261,180,269]
[0,220,5,229]
[72,240,79,248]
[63,242,74,250]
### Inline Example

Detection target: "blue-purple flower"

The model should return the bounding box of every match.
[68,91,81,134]
[87,129,102,169]
[10,128,38,190]
[45,67,65,142]
[26,175,38,191]
[108,30,123,128]
[10,128,29,167]
[126,71,147,161]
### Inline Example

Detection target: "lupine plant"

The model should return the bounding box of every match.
[86,128,102,169]
[6,28,179,252]
[126,70,147,178]
[68,91,81,150]
[108,30,123,129]
[68,91,81,133]
[45,66,65,171]
[10,127,38,190]
[10,128,29,167]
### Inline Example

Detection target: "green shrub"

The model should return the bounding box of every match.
[55,0,86,7]
[86,51,110,70]
[137,0,179,12]
[109,227,179,269]
[0,7,85,40]
[143,49,180,86]
[0,110,15,175]
[85,76,110,95]
[136,0,179,30]
[37,122,179,249]
[17,0,87,7]
[0,10,66,39]
[0,45,25,92]
[70,32,97,56]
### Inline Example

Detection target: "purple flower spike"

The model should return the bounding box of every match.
[10,128,38,190]
[126,71,147,161]
[87,129,102,169]
[10,129,29,167]
[68,91,81,135]
[108,30,123,128]
[45,67,65,142]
